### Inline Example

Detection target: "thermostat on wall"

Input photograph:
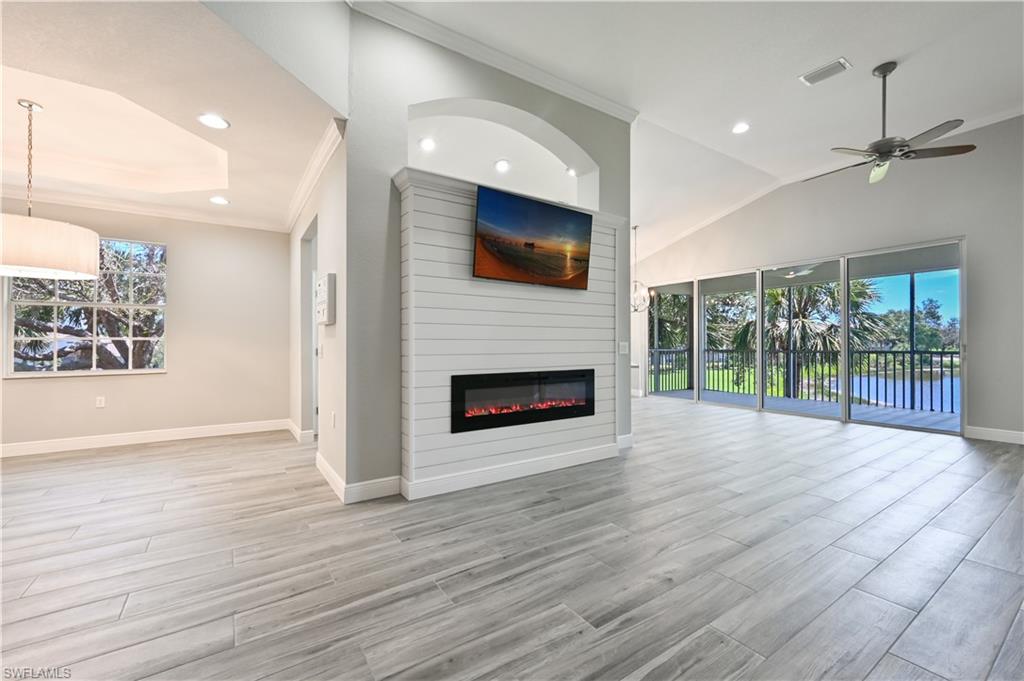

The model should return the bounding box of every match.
[316,273,336,326]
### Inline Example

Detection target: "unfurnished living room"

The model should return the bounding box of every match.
[0,2,1021,680]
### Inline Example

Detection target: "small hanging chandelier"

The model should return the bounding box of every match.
[1,99,99,280]
[626,227,651,315]
[630,224,650,313]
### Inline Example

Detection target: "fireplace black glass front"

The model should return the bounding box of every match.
[450,369,596,433]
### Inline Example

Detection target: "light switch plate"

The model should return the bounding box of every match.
[316,273,336,326]
[619,342,629,355]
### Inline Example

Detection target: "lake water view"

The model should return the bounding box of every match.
[840,375,960,412]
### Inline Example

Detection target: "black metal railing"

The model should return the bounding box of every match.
[850,350,959,414]
[764,350,839,402]
[703,349,756,394]
[649,347,959,413]
[648,348,691,392]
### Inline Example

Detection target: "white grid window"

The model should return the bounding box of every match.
[9,239,166,375]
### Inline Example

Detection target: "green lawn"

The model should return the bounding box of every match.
[650,366,841,399]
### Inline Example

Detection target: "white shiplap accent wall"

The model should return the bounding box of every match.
[394,168,625,499]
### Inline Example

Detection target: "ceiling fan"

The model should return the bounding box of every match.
[805,61,976,184]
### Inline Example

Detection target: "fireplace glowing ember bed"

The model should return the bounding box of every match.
[450,369,596,433]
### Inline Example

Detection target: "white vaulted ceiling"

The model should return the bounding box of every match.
[2,1,339,231]
[372,1,1024,259]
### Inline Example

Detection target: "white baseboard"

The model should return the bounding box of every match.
[345,476,402,503]
[617,433,634,450]
[315,451,400,503]
[1,419,293,458]
[964,425,1024,445]
[287,420,315,444]
[315,451,346,502]
[402,441,619,500]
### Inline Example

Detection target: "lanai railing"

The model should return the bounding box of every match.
[763,350,839,402]
[648,347,959,414]
[648,348,691,392]
[703,349,756,395]
[849,350,959,413]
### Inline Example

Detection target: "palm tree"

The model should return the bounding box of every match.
[732,280,884,397]
[647,293,690,349]
[648,293,694,390]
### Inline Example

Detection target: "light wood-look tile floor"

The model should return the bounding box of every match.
[2,397,1022,681]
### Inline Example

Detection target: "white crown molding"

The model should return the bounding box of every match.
[1,186,287,233]
[0,419,292,458]
[287,118,345,233]
[352,2,638,124]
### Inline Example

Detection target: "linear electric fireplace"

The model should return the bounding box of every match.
[451,369,595,433]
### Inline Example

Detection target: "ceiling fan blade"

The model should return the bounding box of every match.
[906,119,964,148]
[831,147,876,157]
[869,160,890,184]
[802,160,871,183]
[903,144,977,159]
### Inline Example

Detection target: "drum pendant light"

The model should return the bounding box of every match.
[1,100,99,280]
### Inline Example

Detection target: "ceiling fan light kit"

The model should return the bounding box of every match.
[805,61,976,184]
[0,99,100,280]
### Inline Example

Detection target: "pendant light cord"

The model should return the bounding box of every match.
[630,224,649,313]
[632,225,638,273]
[26,103,34,217]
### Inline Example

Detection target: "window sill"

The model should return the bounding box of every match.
[3,369,167,380]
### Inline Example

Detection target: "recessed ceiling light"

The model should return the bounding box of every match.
[209,195,230,205]
[566,167,577,177]
[419,137,436,152]
[494,159,510,173]
[198,113,230,130]
[732,121,750,135]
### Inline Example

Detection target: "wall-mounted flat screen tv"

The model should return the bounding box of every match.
[473,186,593,290]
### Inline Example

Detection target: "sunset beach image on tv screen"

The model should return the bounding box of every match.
[473,186,593,290]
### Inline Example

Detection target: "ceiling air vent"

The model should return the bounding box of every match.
[799,57,852,86]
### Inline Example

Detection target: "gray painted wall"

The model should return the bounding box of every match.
[2,202,291,444]
[291,142,348,480]
[640,116,1024,435]
[347,13,632,483]
[205,1,350,116]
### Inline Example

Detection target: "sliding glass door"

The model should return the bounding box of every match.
[847,243,961,433]
[761,260,842,419]
[663,240,962,435]
[699,272,757,407]
[648,283,694,398]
